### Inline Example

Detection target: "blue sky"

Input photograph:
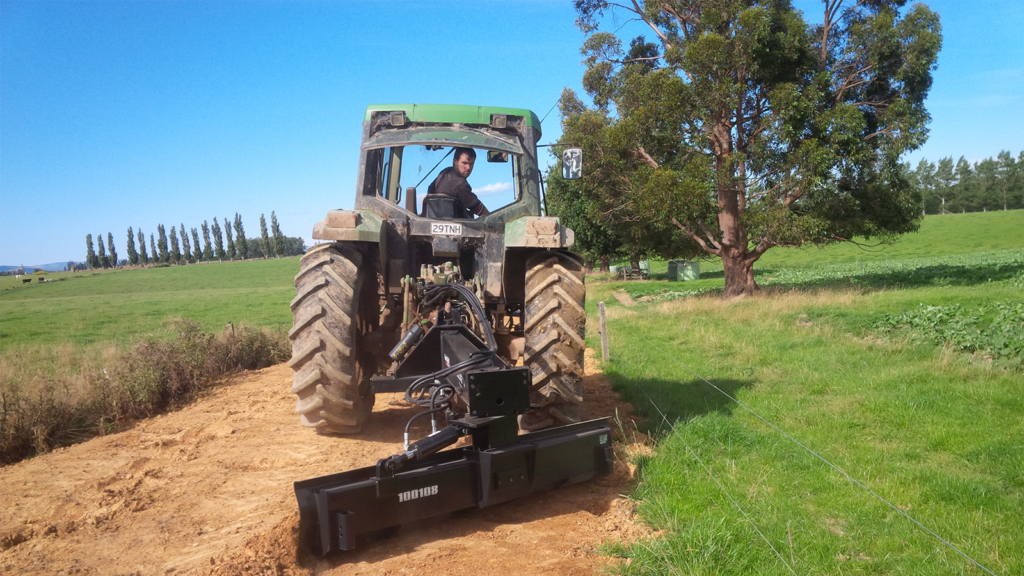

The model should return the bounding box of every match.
[1,1,1021,266]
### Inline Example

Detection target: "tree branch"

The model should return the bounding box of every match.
[820,0,844,69]
[746,237,775,264]
[636,146,660,169]
[697,220,722,250]
[628,0,673,49]
[863,127,894,140]
[672,217,721,256]
[835,64,874,102]
[782,188,804,207]
[661,3,698,42]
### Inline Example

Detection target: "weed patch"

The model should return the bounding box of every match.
[876,301,1024,368]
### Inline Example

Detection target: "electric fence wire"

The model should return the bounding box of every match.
[640,337,1001,576]
[633,381,800,576]
[540,101,559,125]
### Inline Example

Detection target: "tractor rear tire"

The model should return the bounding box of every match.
[522,251,586,431]
[288,243,373,434]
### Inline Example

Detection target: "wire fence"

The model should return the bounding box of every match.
[622,332,1000,576]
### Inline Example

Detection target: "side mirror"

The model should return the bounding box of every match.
[487,150,509,163]
[562,148,583,180]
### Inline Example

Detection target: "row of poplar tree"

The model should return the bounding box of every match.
[84,211,298,269]
[906,150,1023,215]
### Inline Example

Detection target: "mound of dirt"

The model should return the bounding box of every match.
[1,350,649,575]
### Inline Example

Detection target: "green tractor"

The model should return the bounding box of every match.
[289,104,586,435]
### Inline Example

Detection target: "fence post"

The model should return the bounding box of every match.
[599,301,609,362]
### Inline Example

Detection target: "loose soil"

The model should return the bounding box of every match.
[1,350,649,575]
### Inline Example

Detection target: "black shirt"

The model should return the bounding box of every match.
[426,167,484,216]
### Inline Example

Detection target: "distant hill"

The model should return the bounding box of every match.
[0,263,68,273]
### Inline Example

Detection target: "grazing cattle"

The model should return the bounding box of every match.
[22,278,31,284]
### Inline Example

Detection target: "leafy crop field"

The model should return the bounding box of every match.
[588,213,1024,574]
[0,257,299,349]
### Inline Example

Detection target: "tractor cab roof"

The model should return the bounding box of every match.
[364,104,542,142]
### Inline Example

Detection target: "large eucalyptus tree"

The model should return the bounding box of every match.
[562,0,941,295]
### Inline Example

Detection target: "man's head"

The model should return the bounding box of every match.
[452,147,476,178]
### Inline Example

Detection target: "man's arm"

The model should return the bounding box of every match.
[456,181,488,216]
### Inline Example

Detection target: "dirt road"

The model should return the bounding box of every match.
[1,350,647,575]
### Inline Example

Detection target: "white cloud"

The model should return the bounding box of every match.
[474,182,513,195]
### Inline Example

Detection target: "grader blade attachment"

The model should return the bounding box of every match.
[295,417,613,555]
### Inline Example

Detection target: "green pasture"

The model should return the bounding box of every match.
[614,209,1024,301]
[0,258,299,349]
[755,209,1024,268]
[588,217,1023,573]
[633,208,1024,279]
[1,212,1022,572]
[2,211,1019,351]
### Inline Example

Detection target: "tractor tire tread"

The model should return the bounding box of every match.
[289,244,371,434]
[522,251,586,429]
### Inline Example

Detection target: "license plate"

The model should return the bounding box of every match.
[431,222,462,236]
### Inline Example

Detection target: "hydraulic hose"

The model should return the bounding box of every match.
[402,283,497,407]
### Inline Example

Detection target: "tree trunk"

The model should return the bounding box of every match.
[599,256,610,273]
[629,254,640,272]
[721,252,757,296]
[584,259,595,274]
[708,111,759,297]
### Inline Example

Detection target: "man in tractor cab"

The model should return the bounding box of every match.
[425,147,489,218]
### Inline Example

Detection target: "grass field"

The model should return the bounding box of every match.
[0,257,299,349]
[752,209,1024,268]
[0,258,297,463]
[2,211,1021,350]
[633,208,1024,277]
[2,213,1023,573]
[587,212,1024,574]
[616,209,1024,300]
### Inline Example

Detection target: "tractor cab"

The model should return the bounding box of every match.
[359,108,536,222]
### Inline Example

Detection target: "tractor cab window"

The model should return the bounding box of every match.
[374,145,521,217]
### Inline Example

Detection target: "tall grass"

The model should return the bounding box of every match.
[0,319,289,464]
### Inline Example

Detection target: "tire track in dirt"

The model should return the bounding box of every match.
[1,350,649,575]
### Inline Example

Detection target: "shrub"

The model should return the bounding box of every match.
[208,324,290,373]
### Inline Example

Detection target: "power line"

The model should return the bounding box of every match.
[640,337,1000,576]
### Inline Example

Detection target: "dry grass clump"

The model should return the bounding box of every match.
[0,319,289,464]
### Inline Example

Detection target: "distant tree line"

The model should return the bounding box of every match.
[0,262,88,275]
[906,150,1023,215]
[83,211,305,269]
